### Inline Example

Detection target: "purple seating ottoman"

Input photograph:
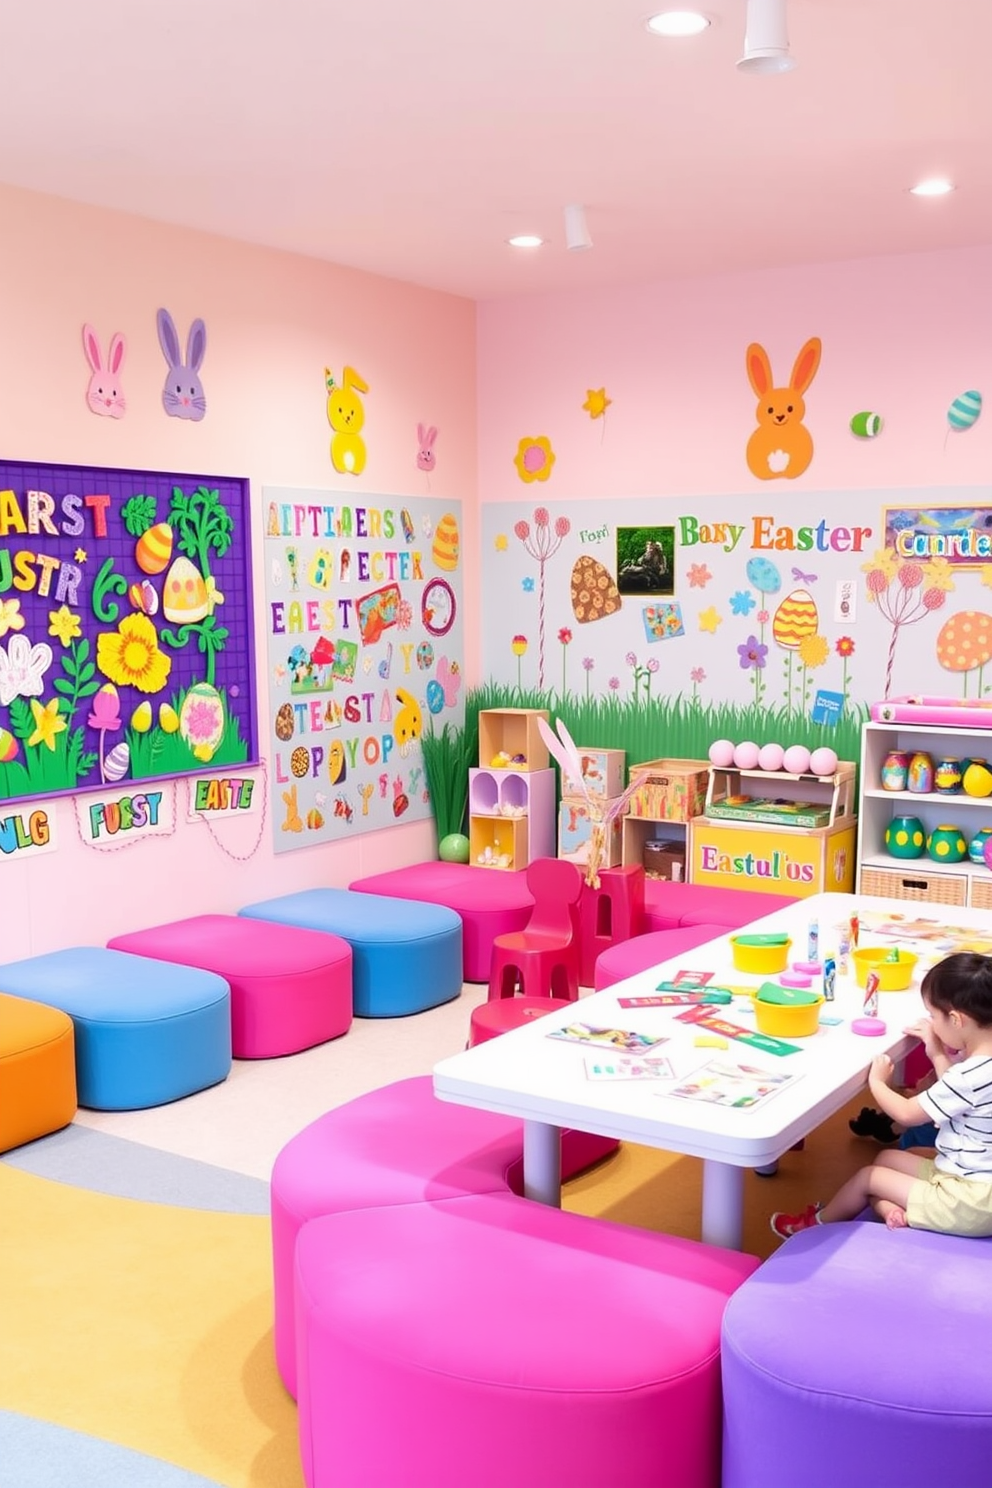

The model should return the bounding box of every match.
[594,925,728,990]
[643,881,796,933]
[721,1220,992,1488]
[349,862,533,981]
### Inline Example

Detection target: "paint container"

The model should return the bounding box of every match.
[863,970,880,1019]
[823,954,836,1002]
[807,919,819,962]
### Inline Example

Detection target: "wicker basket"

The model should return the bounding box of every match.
[860,865,967,907]
[969,876,992,912]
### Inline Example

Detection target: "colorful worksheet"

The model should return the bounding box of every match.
[547,1023,669,1054]
[664,1059,800,1110]
[583,1054,676,1082]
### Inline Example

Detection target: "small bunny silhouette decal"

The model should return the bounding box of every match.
[745,337,821,480]
[157,308,207,421]
[326,366,369,475]
[416,423,438,472]
[82,324,127,419]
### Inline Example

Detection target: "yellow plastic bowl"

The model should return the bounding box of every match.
[852,946,918,992]
[730,936,792,975]
[755,996,823,1038]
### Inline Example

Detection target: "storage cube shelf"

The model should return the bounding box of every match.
[468,748,555,872]
[858,720,992,907]
[621,817,687,878]
[626,759,709,823]
[558,798,623,868]
[478,708,549,772]
[561,748,626,802]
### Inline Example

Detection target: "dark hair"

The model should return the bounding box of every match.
[921,952,992,1027]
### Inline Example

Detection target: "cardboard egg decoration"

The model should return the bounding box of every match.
[432,514,460,571]
[948,390,982,432]
[135,523,174,575]
[159,702,179,734]
[179,681,225,761]
[850,411,883,438]
[772,588,818,649]
[103,740,131,782]
[128,579,159,616]
[0,727,18,763]
[131,701,153,733]
[935,611,992,676]
[163,556,209,624]
[570,554,621,624]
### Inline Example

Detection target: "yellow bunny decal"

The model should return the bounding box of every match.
[325,365,369,476]
[745,337,821,481]
[394,688,423,755]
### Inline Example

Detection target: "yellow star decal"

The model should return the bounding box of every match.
[698,607,723,634]
[74,548,88,563]
[582,388,612,419]
[494,533,508,552]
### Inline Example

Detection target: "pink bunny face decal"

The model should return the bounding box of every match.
[416,423,438,472]
[157,307,207,421]
[82,324,127,419]
[435,656,461,708]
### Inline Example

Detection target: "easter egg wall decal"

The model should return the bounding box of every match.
[570,555,621,624]
[0,727,18,763]
[935,612,992,679]
[947,390,982,432]
[432,514,460,571]
[135,523,173,575]
[179,681,224,761]
[163,556,209,624]
[745,556,781,596]
[104,740,131,782]
[772,588,818,649]
[850,411,884,438]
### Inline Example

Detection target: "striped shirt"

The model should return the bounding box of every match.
[917,1055,992,1180]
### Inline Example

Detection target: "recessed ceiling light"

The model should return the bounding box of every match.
[646,10,710,36]
[508,234,544,249]
[909,177,955,197]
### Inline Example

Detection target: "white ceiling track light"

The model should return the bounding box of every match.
[564,203,593,252]
[737,0,796,74]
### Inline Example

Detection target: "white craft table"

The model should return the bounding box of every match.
[434,892,990,1250]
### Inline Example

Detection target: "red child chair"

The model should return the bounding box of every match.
[486,857,583,1004]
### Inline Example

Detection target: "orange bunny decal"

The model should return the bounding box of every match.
[745,337,821,481]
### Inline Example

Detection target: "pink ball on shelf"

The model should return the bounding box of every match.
[809,746,839,777]
[782,744,812,775]
[983,837,992,874]
[757,742,785,773]
[733,741,761,770]
[709,739,736,768]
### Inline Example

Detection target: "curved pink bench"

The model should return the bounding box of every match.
[349,862,533,981]
[271,1075,617,1397]
[643,881,797,933]
[594,924,728,990]
[108,914,352,1059]
[296,1191,759,1488]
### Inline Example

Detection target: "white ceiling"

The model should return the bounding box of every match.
[0,0,989,300]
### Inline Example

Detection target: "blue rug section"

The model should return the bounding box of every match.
[0,1411,226,1488]
[0,1125,269,1214]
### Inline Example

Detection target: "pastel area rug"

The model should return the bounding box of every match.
[1,1098,870,1487]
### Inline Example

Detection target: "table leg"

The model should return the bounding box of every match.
[523,1120,562,1206]
[701,1159,745,1250]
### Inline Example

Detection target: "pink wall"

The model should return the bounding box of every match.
[0,183,477,958]
[477,245,991,517]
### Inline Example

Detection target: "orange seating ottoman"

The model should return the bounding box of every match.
[0,991,77,1153]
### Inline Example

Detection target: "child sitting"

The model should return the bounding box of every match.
[772,952,992,1239]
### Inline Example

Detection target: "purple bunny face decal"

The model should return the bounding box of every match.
[157,307,207,421]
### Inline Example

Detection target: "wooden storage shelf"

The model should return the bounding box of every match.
[704,762,855,830]
[478,708,549,772]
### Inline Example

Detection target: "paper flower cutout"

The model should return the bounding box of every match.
[48,605,82,646]
[28,697,67,752]
[514,436,556,483]
[494,533,508,552]
[0,634,53,705]
[0,598,25,638]
[97,613,172,693]
[698,607,723,634]
[687,564,713,590]
[582,388,611,419]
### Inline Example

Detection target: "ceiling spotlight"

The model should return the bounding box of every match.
[910,178,955,197]
[737,0,796,74]
[508,234,544,248]
[646,10,710,36]
[564,204,593,253]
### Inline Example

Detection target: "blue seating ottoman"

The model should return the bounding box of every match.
[0,946,231,1110]
[239,889,462,1017]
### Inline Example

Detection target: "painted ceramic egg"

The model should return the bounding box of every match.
[131,701,153,733]
[0,727,18,763]
[569,554,622,624]
[926,824,968,863]
[948,390,982,432]
[850,411,884,438]
[163,556,209,624]
[179,681,225,759]
[968,828,992,864]
[963,759,992,798]
[128,579,159,615]
[885,815,925,860]
[103,740,131,782]
[135,523,174,575]
[425,679,445,714]
[431,513,460,571]
[159,702,179,734]
[745,557,781,595]
[772,588,818,649]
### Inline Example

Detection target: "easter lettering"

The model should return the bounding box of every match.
[271,502,396,542]
[699,845,815,884]
[87,793,163,840]
[193,778,255,812]
[0,810,50,854]
[678,514,872,554]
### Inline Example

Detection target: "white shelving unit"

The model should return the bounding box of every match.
[858,720,992,908]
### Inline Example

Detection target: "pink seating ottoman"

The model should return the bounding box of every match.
[349,861,532,981]
[271,1075,617,1397]
[108,914,352,1060]
[594,924,728,990]
[643,881,797,933]
[295,1191,759,1488]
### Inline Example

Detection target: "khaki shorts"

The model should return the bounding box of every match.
[906,1158,992,1237]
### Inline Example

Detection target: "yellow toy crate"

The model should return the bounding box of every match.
[626,759,709,822]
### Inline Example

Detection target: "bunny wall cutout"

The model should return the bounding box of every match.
[745,336,821,481]
[82,324,127,419]
[537,715,642,889]
[157,308,207,421]
[326,366,369,475]
[416,423,438,472]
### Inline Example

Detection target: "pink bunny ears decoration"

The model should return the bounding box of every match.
[537,715,641,887]
[82,324,127,419]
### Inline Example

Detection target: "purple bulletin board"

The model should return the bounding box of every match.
[0,459,257,808]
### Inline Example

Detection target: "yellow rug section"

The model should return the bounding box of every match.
[0,1164,302,1488]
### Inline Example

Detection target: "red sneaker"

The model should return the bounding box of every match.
[770,1203,822,1239]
